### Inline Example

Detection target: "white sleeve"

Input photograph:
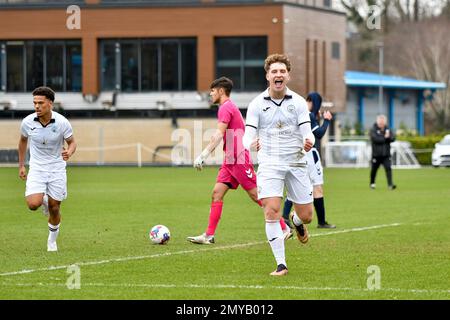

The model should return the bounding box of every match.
[297,97,310,126]
[299,121,315,146]
[63,119,73,140]
[20,119,28,138]
[245,99,259,129]
[243,125,257,150]
[243,99,259,150]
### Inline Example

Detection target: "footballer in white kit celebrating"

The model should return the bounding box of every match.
[243,54,315,276]
[18,87,77,252]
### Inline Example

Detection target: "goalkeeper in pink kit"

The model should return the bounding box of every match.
[187,77,291,244]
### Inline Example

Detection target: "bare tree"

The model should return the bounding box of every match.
[342,0,450,131]
[340,0,447,29]
[384,17,450,131]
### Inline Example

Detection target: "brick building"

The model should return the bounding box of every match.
[0,0,346,115]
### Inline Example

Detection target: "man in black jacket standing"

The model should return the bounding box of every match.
[370,114,396,190]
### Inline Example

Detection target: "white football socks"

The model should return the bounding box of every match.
[42,194,49,216]
[265,220,286,267]
[292,213,303,226]
[48,223,60,243]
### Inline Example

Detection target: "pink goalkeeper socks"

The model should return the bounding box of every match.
[279,217,288,231]
[206,201,223,236]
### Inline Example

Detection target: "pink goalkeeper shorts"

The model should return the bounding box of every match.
[216,162,257,190]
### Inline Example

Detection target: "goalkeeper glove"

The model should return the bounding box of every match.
[193,149,210,171]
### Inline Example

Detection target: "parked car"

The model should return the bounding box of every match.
[432,135,450,167]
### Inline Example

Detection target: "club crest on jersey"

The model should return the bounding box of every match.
[287,105,295,112]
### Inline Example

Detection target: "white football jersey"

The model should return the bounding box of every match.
[246,88,310,165]
[20,111,73,172]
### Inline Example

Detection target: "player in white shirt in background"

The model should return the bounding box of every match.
[243,54,315,276]
[18,86,77,252]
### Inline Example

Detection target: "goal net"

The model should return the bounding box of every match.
[324,140,421,168]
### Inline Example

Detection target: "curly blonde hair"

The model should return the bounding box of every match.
[264,53,291,72]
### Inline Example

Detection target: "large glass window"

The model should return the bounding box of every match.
[6,43,25,92]
[66,42,82,92]
[100,38,196,92]
[26,42,44,90]
[0,43,5,91]
[216,37,267,91]
[121,42,139,92]
[181,41,196,90]
[101,42,117,91]
[243,37,267,91]
[141,41,158,91]
[161,42,179,91]
[46,44,64,91]
[2,40,81,92]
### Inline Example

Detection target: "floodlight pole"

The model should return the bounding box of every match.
[378,42,384,115]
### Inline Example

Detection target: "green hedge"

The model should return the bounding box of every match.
[397,134,448,165]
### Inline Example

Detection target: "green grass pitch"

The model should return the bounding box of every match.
[0,166,449,300]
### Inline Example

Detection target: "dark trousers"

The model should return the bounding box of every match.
[370,156,393,186]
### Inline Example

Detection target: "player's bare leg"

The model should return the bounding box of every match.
[187,183,229,244]
[25,193,44,211]
[47,196,61,252]
[25,193,49,216]
[211,182,229,202]
[290,202,313,244]
[313,185,323,198]
[313,185,335,229]
[262,197,288,276]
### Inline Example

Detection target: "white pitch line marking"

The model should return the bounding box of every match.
[0,223,402,277]
[311,223,402,237]
[0,282,448,295]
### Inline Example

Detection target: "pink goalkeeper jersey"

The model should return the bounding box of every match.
[217,99,249,165]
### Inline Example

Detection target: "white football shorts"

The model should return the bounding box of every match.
[25,169,67,201]
[256,164,313,204]
[306,148,324,186]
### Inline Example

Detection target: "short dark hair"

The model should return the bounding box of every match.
[32,86,55,102]
[210,77,233,96]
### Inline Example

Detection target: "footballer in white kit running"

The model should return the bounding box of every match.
[245,87,313,204]
[18,87,77,252]
[243,54,315,276]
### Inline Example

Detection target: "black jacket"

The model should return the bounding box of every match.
[308,92,330,150]
[370,123,395,158]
